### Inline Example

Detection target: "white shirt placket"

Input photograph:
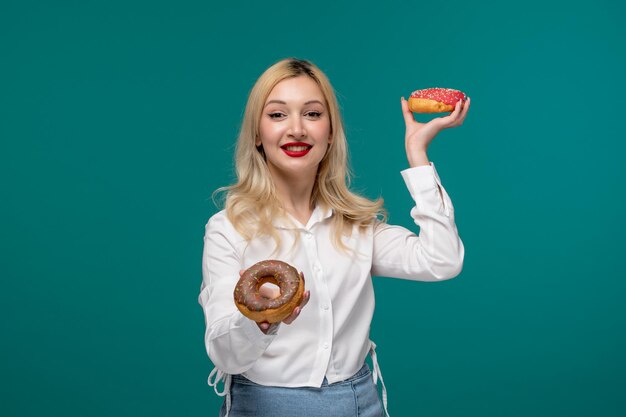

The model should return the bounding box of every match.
[302,228,334,383]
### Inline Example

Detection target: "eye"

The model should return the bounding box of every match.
[305,111,323,119]
[268,112,285,119]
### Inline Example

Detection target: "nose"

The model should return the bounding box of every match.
[288,117,306,138]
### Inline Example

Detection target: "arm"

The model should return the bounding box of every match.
[198,213,276,375]
[371,96,470,280]
[372,163,464,280]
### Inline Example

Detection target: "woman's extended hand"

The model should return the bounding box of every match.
[400,96,470,167]
[257,286,310,333]
[238,270,311,334]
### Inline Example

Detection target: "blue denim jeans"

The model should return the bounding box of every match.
[220,363,384,417]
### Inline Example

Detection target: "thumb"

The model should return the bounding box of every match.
[400,97,418,127]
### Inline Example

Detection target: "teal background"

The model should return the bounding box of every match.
[1,0,625,416]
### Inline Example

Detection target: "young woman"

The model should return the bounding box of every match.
[199,58,470,417]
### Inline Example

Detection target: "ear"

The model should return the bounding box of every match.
[255,136,261,147]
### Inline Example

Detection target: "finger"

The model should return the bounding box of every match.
[450,98,469,126]
[458,97,470,123]
[450,99,463,120]
[259,283,280,299]
[283,289,311,324]
[400,97,418,127]
[438,99,464,128]
[258,285,271,298]
[300,290,310,308]
[239,269,245,277]
[300,274,309,306]
[282,306,301,325]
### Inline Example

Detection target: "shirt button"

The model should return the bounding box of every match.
[322,304,329,310]
[323,342,329,349]
[305,233,312,239]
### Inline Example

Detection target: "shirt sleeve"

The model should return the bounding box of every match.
[198,213,278,375]
[371,162,465,281]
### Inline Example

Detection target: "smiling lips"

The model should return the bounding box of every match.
[280,142,312,158]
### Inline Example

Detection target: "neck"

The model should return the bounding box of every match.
[270,169,316,226]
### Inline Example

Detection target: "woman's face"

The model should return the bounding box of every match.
[257,75,332,181]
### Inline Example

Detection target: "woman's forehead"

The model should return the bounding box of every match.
[265,76,325,105]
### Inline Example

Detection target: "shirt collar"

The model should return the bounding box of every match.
[272,204,334,230]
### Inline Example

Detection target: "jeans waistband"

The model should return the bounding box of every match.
[232,363,371,387]
[322,363,370,386]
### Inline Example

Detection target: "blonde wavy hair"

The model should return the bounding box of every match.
[216,58,386,251]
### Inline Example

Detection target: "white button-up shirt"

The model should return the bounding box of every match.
[199,162,464,390]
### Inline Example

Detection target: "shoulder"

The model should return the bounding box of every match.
[203,210,251,258]
[205,210,239,239]
[206,209,229,227]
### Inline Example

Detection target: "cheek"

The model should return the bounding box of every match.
[258,121,284,144]
[307,118,331,137]
[256,125,269,147]
[319,122,332,142]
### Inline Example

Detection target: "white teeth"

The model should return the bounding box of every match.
[285,146,309,151]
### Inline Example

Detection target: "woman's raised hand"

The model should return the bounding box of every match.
[400,96,470,167]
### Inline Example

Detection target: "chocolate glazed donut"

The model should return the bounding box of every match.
[234,260,305,324]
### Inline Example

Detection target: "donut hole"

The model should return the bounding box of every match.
[258,276,281,299]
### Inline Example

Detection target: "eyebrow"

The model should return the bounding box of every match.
[264,100,325,107]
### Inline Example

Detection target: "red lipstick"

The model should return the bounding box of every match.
[281,142,312,158]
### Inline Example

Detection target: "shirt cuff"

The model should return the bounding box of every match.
[240,314,279,347]
[400,162,449,216]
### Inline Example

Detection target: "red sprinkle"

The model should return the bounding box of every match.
[410,88,466,105]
